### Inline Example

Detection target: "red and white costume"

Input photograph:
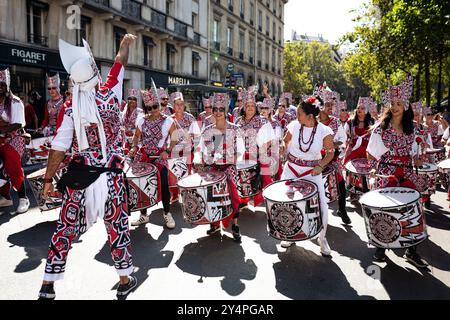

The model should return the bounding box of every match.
[42,74,64,137]
[43,39,133,282]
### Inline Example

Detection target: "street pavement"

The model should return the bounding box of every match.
[0,165,449,300]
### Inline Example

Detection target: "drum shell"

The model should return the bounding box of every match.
[178,172,233,225]
[27,166,66,211]
[345,159,371,196]
[417,163,438,196]
[322,165,338,203]
[425,148,445,164]
[360,188,428,249]
[126,163,159,212]
[235,161,261,198]
[263,180,322,241]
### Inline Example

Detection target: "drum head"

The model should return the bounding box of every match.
[126,162,158,178]
[438,159,450,171]
[178,171,226,189]
[236,160,258,170]
[263,180,318,203]
[418,163,438,173]
[345,158,371,175]
[360,187,420,208]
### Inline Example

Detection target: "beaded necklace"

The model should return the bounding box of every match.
[298,123,318,153]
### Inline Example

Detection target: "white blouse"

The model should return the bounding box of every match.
[287,121,334,161]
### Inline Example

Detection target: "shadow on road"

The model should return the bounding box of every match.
[327,224,450,299]
[94,223,174,292]
[175,234,257,296]
[273,244,374,300]
[7,221,56,273]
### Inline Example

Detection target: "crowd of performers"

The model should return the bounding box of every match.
[0,34,449,300]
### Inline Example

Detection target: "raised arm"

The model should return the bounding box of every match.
[115,34,137,67]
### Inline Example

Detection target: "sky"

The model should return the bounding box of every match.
[284,0,369,44]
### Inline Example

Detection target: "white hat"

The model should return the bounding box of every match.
[59,39,101,85]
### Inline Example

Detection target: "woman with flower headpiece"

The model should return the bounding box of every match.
[318,86,351,225]
[235,86,275,209]
[279,96,335,256]
[367,75,428,269]
[196,93,245,241]
[344,97,375,164]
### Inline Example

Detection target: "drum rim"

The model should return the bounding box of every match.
[437,158,450,169]
[262,179,319,203]
[345,159,371,175]
[126,162,158,177]
[177,171,227,189]
[359,187,421,209]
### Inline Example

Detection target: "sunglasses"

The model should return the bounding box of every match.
[146,104,159,110]
[341,109,348,112]
[48,87,58,91]
[161,98,169,101]
[260,107,270,111]
[213,107,226,113]
[205,106,212,109]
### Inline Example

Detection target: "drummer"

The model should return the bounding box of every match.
[157,88,173,116]
[369,101,380,122]
[198,97,214,129]
[344,97,375,164]
[231,89,244,123]
[0,67,29,214]
[170,92,201,201]
[129,88,178,229]
[121,89,142,149]
[235,86,275,208]
[259,98,283,179]
[279,96,335,256]
[196,93,245,241]
[40,73,64,137]
[367,76,428,268]
[423,106,444,148]
[274,93,295,133]
[318,87,350,225]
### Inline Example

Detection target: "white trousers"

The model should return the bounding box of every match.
[280,161,328,241]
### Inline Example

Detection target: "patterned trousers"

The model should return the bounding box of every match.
[43,172,133,281]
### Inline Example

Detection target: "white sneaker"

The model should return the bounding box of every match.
[318,238,332,256]
[281,241,295,248]
[12,198,30,215]
[0,196,13,208]
[131,215,149,226]
[163,212,176,229]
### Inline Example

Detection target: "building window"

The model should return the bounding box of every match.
[76,16,91,46]
[114,26,127,55]
[227,26,233,56]
[166,43,177,72]
[239,32,244,59]
[228,0,233,12]
[250,3,254,24]
[192,52,201,77]
[249,37,255,64]
[257,42,262,67]
[278,27,282,44]
[143,36,155,68]
[166,0,173,15]
[192,13,199,32]
[272,48,276,72]
[240,0,244,18]
[265,45,270,70]
[273,22,276,40]
[27,0,49,47]
[213,18,220,50]
[266,16,270,35]
[258,10,262,31]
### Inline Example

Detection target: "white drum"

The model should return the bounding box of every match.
[235,160,261,198]
[417,163,438,196]
[359,187,427,249]
[178,171,233,225]
[263,179,322,241]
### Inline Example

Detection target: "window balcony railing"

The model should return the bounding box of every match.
[28,34,48,47]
